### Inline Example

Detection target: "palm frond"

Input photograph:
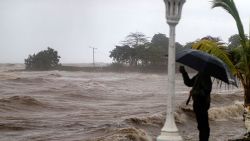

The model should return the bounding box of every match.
[192,39,237,75]
[212,0,246,47]
[232,45,250,85]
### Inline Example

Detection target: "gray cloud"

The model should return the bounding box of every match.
[0,0,249,63]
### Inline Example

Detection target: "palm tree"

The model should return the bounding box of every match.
[192,0,250,106]
[212,0,247,47]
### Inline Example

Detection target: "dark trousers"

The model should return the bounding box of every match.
[193,97,210,141]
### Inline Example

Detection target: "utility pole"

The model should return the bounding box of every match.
[89,46,97,67]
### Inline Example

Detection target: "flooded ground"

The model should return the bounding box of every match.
[0,64,246,141]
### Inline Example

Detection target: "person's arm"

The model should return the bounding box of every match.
[179,66,195,87]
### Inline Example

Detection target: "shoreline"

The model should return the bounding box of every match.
[7,64,197,74]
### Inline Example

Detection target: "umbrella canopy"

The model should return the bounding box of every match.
[176,49,237,86]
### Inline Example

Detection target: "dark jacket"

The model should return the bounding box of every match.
[181,71,212,107]
[182,71,212,94]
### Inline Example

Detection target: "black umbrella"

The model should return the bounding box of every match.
[176,49,237,86]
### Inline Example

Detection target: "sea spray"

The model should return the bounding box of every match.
[180,100,244,121]
[209,101,244,121]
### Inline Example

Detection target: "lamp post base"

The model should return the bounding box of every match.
[157,131,183,141]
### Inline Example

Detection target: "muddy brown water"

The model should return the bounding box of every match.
[0,64,246,141]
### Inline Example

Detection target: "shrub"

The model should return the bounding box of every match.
[25,47,61,70]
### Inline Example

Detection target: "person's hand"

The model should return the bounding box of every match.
[179,66,186,74]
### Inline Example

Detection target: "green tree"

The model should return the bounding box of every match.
[134,44,148,66]
[193,0,250,106]
[147,45,166,66]
[25,47,61,70]
[149,34,183,66]
[212,0,250,105]
[150,33,168,65]
[109,45,137,65]
[121,32,149,47]
[151,33,169,48]
[109,32,183,67]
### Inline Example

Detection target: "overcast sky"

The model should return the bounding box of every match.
[0,0,249,63]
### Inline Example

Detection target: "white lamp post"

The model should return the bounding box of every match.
[157,0,185,141]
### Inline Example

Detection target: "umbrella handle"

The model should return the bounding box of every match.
[186,92,192,105]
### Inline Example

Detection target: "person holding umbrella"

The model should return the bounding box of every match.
[176,49,237,141]
[179,66,212,141]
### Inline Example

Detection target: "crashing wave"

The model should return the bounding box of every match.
[209,101,244,121]
[0,73,19,80]
[125,111,187,127]
[125,114,164,126]
[94,127,152,141]
[0,96,46,112]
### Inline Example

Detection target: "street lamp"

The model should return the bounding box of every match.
[157,0,185,141]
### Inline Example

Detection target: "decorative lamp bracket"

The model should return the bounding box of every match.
[164,0,186,25]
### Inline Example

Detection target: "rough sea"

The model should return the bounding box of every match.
[0,64,245,141]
